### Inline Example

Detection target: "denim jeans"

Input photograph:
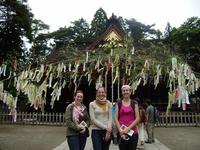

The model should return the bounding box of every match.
[91,129,111,150]
[67,135,87,150]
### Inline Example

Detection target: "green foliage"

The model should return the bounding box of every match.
[117,16,128,32]
[164,22,173,43]
[90,7,108,39]
[31,19,50,63]
[0,0,33,63]
[170,17,200,72]
[32,19,49,38]
[70,18,90,48]
[50,27,74,48]
[125,18,157,43]
[50,18,90,50]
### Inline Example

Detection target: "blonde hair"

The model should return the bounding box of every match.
[121,85,131,90]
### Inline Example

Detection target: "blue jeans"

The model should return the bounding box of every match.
[67,135,87,150]
[91,129,111,150]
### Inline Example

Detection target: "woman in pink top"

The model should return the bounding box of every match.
[114,85,140,150]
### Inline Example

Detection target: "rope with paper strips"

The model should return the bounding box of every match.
[0,47,199,112]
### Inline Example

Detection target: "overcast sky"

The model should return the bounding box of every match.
[27,0,200,32]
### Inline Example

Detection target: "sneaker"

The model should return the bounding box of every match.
[113,138,118,145]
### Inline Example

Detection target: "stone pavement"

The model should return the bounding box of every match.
[1,125,199,150]
[54,137,170,150]
[54,127,170,150]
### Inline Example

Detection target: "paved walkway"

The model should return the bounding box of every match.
[54,137,170,150]
[1,125,199,150]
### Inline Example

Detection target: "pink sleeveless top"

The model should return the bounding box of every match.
[118,104,138,134]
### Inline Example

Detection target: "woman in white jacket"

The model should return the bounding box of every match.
[89,86,112,150]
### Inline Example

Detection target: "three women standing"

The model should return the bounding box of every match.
[65,85,139,150]
[89,87,112,150]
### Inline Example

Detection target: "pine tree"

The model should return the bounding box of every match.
[90,7,108,40]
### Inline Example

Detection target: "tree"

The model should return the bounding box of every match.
[171,17,200,72]
[50,27,74,49]
[70,18,90,49]
[164,22,172,42]
[32,19,49,39]
[31,19,50,63]
[49,18,90,50]
[125,18,157,44]
[90,7,108,40]
[117,16,128,33]
[0,0,33,64]
[163,22,174,52]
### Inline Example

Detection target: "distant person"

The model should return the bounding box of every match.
[65,90,90,150]
[145,99,155,144]
[115,85,140,150]
[138,104,147,146]
[89,86,112,150]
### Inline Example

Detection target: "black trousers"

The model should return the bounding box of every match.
[118,133,138,150]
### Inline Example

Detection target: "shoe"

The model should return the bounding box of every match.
[113,138,118,145]
[152,140,155,143]
[145,140,152,144]
[141,141,144,145]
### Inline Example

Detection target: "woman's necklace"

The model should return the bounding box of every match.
[122,98,131,106]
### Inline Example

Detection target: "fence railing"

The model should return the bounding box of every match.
[157,112,200,127]
[0,112,200,127]
[0,112,66,126]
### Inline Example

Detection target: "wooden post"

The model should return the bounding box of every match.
[55,113,57,125]
[63,113,65,125]
[191,113,194,126]
[118,67,120,100]
[45,113,48,125]
[160,113,163,127]
[184,112,187,126]
[197,113,199,127]
[169,112,172,126]
[177,112,180,126]
[111,63,114,104]
[173,112,175,126]
[59,113,62,125]
[189,112,191,126]
[39,113,41,125]
[105,71,107,99]
[42,113,44,125]
[165,113,168,127]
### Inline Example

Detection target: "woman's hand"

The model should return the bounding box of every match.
[104,131,111,142]
[123,126,131,134]
[106,127,112,133]
[121,134,129,140]
[79,127,86,134]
